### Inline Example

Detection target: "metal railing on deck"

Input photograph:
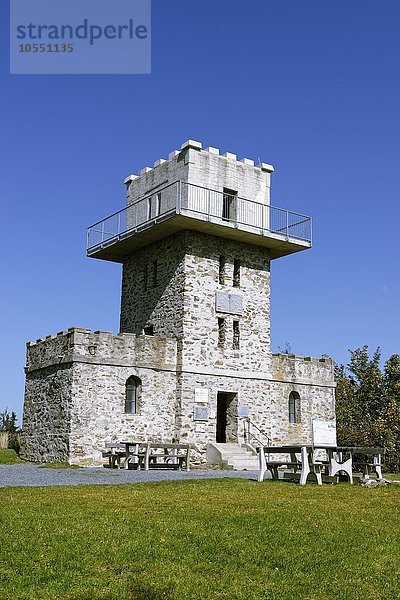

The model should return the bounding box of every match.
[87,180,312,254]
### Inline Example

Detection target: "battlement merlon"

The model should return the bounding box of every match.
[25,327,178,373]
[271,353,336,387]
[87,140,312,263]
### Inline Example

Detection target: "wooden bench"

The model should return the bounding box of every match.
[350,448,383,479]
[144,443,191,471]
[102,443,126,469]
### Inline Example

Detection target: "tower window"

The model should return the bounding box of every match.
[125,376,141,414]
[289,392,301,424]
[156,192,161,216]
[144,261,158,289]
[233,320,240,350]
[218,318,226,348]
[222,188,237,221]
[147,196,153,221]
[152,260,158,287]
[233,259,241,288]
[219,255,226,285]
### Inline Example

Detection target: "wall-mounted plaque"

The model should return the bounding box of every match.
[194,388,209,403]
[194,406,209,421]
[195,424,206,433]
[215,291,243,315]
[312,420,337,446]
[238,405,250,417]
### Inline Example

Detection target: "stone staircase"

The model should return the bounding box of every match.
[207,443,259,471]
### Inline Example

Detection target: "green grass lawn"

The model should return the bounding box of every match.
[0,479,399,600]
[0,449,24,464]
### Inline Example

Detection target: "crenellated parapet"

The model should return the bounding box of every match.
[25,327,178,373]
[271,353,335,387]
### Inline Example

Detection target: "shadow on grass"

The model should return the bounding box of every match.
[129,582,176,600]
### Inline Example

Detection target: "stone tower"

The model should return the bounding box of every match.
[22,140,335,466]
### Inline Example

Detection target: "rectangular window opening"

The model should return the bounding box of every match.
[144,324,154,336]
[233,259,241,288]
[233,320,240,350]
[218,318,226,349]
[147,196,153,221]
[219,255,226,285]
[222,188,237,221]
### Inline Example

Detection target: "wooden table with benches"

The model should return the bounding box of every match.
[257,445,383,485]
[121,441,191,471]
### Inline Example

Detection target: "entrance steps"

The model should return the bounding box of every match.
[207,443,259,471]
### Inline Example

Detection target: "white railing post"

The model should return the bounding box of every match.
[207,187,211,221]
[117,211,121,236]
[176,181,181,214]
[101,221,105,244]
[261,204,265,234]
[286,210,289,239]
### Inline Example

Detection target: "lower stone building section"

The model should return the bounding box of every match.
[21,327,336,466]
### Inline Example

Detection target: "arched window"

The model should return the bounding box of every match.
[289,391,300,424]
[125,376,141,414]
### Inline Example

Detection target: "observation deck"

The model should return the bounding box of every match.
[86,180,312,262]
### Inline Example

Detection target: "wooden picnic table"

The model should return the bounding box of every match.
[121,441,191,471]
[258,445,383,485]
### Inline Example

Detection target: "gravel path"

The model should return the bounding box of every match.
[0,464,261,488]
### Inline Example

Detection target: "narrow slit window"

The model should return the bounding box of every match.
[125,376,141,414]
[152,260,158,287]
[219,255,226,285]
[233,320,240,350]
[289,392,300,424]
[218,318,226,348]
[233,259,241,288]
[147,196,152,221]
[156,192,161,216]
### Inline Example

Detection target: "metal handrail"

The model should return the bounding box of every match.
[87,180,312,253]
[243,417,272,448]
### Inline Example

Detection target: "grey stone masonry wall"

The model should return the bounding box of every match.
[182,232,270,372]
[22,328,178,465]
[173,355,335,461]
[21,363,73,463]
[120,234,186,337]
[268,354,336,446]
[120,230,271,372]
[69,362,177,466]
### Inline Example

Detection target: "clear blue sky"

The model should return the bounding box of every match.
[1,0,400,421]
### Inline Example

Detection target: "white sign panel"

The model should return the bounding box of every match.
[194,388,209,403]
[312,420,337,446]
[194,406,209,421]
[238,405,250,417]
[215,291,243,315]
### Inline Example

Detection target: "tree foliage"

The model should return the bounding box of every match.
[0,408,21,451]
[0,408,20,434]
[335,347,400,470]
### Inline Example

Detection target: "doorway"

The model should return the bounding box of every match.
[216,392,238,443]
